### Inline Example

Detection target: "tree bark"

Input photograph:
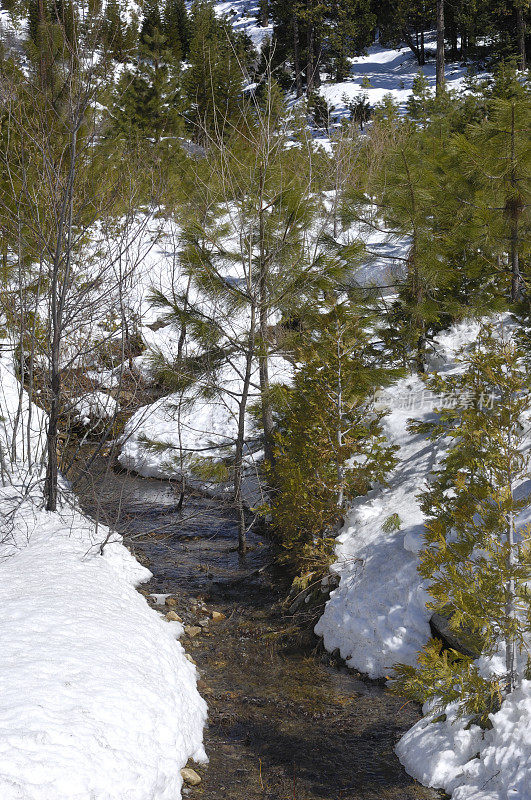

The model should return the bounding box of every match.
[306,24,315,95]
[234,310,255,554]
[257,165,275,477]
[509,104,522,303]
[293,15,303,98]
[436,0,445,95]
[45,126,77,511]
[259,0,269,28]
[516,4,526,71]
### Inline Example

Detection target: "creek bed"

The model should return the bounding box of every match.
[77,464,442,800]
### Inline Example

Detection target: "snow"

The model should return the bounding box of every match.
[214,0,273,48]
[71,391,119,427]
[396,688,531,799]
[319,40,473,124]
[314,371,436,677]
[0,357,46,472]
[119,355,290,505]
[0,351,207,800]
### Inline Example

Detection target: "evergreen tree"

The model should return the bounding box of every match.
[268,300,400,567]
[110,23,182,144]
[140,0,162,47]
[183,1,251,143]
[326,0,375,82]
[163,0,190,60]
[393,326,531,721]
[448,87,531,303]
[102,0,132,61]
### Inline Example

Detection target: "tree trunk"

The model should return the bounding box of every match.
[420,29,425,65]
[313,27,321,89]
[509,105,522,303]
[259,0,269,28]
[505,412,517,695]
[45,127,77,511]
[306,24,315,95]
[516,4,526,70]
[336,321,345,509]
[234,312,255,554]
[257,166,275,477]
[293,15,303,98]
[436,0,445,95]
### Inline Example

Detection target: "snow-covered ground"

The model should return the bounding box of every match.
[319,39,476,124]
[0,353,207,800]
[397,688,531,800]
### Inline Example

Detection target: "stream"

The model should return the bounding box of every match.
[76,461,441,800]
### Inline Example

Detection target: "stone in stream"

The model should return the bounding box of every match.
[181,767,201,786]
[211,610,226,622]
[165,596,178,608]
[184,625,202,637]
[165,611,183,623]
[197,617,210,628]
[184,653,196,665]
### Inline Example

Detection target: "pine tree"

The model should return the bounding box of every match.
[163,0,189,60]
[140,0,162,47]
[183,1,250,143]
[393,325,531,721]
[110,26,182,144]
[448,86,531,304]
[102,0,130,61]
[268,300,400,567]
[325,0,375,82]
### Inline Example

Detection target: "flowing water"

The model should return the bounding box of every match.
[77,462,442,800]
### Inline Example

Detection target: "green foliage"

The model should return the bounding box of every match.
[391,639,503,726]
[163,0,189,60]
[268,300,400,567]
[109,22,183,145]
[342,91,371,130]
[382,513,402,533]
[307,91,333,131]
[183,0,252,143]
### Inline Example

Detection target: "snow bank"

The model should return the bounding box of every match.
[396,686,531,799]
[319,40,474,123]
[0,359,46,470]
[71,391,119,427]
[0,491,207,800]
[0,349,207,800]
[119,355,291,502]
[315,317,531,799]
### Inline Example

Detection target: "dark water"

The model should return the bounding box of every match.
[77,464,441,800]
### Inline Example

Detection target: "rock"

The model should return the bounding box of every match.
[165,610,183,622]
[197,617,210,627]
[430,611,480,658]
[181,767,201,787]
[184,625,202,638]
[184,653,196,664]
[165,597,178,608]
[211,610,226,622]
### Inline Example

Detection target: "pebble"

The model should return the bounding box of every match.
[165,597,178,608]
[181,767,201,786]
[165,611,183,622]
[211,610,226,622]
[184,625,202,637]
[184,653,196,664]
[197,617,210,627]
